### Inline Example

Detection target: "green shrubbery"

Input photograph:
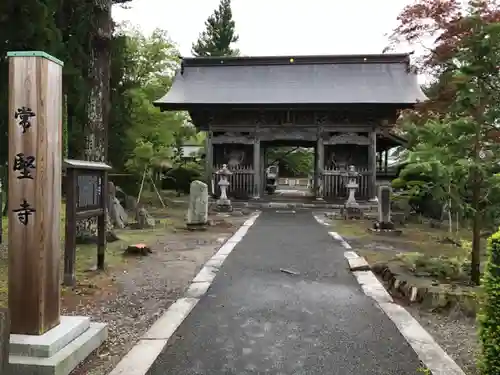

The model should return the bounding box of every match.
[396,250,470,281]
[391,164,444,220]
[109,174,143,197]
[161,164,202,195]
[478,230,500,374]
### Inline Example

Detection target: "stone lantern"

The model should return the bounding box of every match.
[216,164,233,212]
[341,165,362,219]
[342,165,360,208]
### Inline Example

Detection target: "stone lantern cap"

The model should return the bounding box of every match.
[216,164,233,176]
[341,165,360,184]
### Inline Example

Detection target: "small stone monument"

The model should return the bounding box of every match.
[216,164,233,212]
[108,181,128,229]
[372,185,400,233]
[342,165,363,219]
[187,180,209,229]
[135,207,156,229]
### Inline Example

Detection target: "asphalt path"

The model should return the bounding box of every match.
[147,210,422,374]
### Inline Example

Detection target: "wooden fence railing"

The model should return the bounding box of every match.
[322,167,371,200]
[210,165,375,200]
[212,164,254,199]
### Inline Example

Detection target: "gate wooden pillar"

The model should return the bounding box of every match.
[205,130,214,194]
[260,146,266,194]
[368,128,377,200]
[316,128,324,200]
[253,132,261,199]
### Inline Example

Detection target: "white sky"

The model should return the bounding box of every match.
[113,0,415,57]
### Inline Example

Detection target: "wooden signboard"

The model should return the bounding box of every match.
[63,159,111,287]
[8,51,63,335]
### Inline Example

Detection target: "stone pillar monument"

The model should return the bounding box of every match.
[187,180,209,229]
[7,51,107,375]
[373,185,396,230]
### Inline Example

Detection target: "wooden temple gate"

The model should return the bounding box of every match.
[153,53,426,201]
[205,122,381,201]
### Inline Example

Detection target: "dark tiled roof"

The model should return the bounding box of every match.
[154,53,427,109]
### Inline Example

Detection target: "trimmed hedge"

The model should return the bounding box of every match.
[478,230,500,374]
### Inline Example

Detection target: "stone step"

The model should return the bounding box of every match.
[10,316,91,358]
[217,201,379,210]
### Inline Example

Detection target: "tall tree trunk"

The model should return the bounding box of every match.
[470,122,482,285]
[1,166,7,217]
[75,0,112,242]
[471,177,482,285]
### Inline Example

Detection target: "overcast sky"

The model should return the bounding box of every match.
[113,0,414,57]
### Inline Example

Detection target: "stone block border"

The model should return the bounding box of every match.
[372,264,478,317]
[108,212,261,375]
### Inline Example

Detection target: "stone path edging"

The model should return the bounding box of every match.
[312,215,466,375]
[373,264,478,317]
[107,212,261,375]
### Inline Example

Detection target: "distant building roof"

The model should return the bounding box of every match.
[154,53,427,110]
[181,145,202,157]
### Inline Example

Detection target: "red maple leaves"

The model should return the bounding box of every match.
[388,0,500,72]
[389,0,500,119]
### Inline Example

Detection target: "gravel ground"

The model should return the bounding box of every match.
[404,304,479,375]
[66,213,250,375]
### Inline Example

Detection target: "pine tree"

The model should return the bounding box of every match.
[191,0,239,57]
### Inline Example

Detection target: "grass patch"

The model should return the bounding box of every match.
[335,218,472,256]
[333,218,480,283]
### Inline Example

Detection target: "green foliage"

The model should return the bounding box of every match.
[171,125,197,166]
[396,250,470,281]
[191,0,239,57]
[267,148,314,177]
[162,166,202,195]
[0,1,192,194]
[394,12,500,284]
[109,174,142,197]
[417,367,431,375]
[478,230,500,374]
[394,158,457,219]
[111,24,189,175]
[0,0,65,167]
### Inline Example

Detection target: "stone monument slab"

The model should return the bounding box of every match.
[187,180,209,228]
[372,185,399,232]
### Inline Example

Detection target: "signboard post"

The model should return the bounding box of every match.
[7,51,108,375]
[63,159,111,287]
[8,51,63,336]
